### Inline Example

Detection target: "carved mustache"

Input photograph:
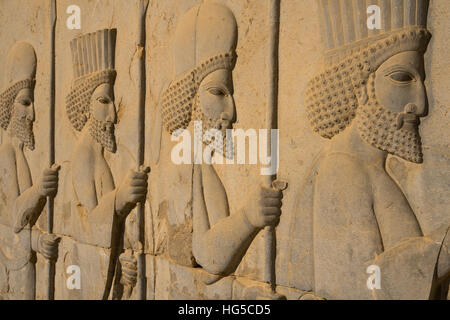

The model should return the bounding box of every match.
[101,121,115,133]
[396,103,420,130]
[15,111,34,122]
[215,118,232,131]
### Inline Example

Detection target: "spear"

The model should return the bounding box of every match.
[262,0,286,299]
[45,0,57,300]
[123,0,149,300]
[135,0,150,301]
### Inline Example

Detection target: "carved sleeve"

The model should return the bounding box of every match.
[13,185,45,233]
[75,189,119,248]
[192,164,258,276]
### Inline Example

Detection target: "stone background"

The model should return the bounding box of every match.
[0,0,448,299]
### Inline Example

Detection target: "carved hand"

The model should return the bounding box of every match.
[119,249,138,289]
[244,183,284,229]
[115,166,150,217]
[37,164,61,198]
[38,232,61,261]
[14,164,61,233]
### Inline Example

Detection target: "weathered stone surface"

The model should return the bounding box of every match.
[0,0,448,300]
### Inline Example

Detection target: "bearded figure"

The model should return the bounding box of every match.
[159,0,285,299]
[284,0,449,300]
[0,42,60,299]
[60,29,148,299]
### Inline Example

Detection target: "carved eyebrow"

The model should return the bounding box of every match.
[382,65,418,77]
[15,93,33,102]
[96,95,111,102]
[204,82,231,95]
[95,91,111,98]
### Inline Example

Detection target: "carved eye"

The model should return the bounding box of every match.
[18,99,31,106]
[387,71,415,84]
[97,96,110,104]
[208,88,226,96]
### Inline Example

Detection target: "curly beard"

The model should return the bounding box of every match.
[192,97,234,160]
[357,92,423,164]
[88,116,116,153]
[10,108,35,151]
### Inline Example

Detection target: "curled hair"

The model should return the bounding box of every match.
[65,69,116,131]
[305,27,431,139]
[161,51,236,135]
[0,79,34,130]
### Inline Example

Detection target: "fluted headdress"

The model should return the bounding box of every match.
[0,42,36,130]
[66,29,117,131]
[161,0,238,135]
[305,0,431,139]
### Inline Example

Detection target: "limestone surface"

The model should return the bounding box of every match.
[0,0,448,300]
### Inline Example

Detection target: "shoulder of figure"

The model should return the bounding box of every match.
[0,143,16,169]
[317,151,371,190]
[71,145,95,184]
[72,142,94,166]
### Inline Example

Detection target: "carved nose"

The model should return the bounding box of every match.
[223,95,236,124]
[420,94,429,117]
[415,81,428,117]
[28,102,35,122]
[107,103,117,124]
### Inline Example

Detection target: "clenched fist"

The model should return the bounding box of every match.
[37,164,60,198]
[244,181,287,229]
[115,166,150,217]
[38,233,61,261]
[119,250,138,289]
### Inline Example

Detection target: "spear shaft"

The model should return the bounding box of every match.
[264,0,281,295]
[46,0,57,300]
[135,0,149,300]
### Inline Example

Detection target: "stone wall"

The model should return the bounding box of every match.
[0,0,448,300]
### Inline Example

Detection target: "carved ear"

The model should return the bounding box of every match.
[355,85,368,105]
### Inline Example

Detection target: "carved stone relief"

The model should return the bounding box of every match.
[0,41,60,300]
[0,0,448,300]
[299,0,448,300]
